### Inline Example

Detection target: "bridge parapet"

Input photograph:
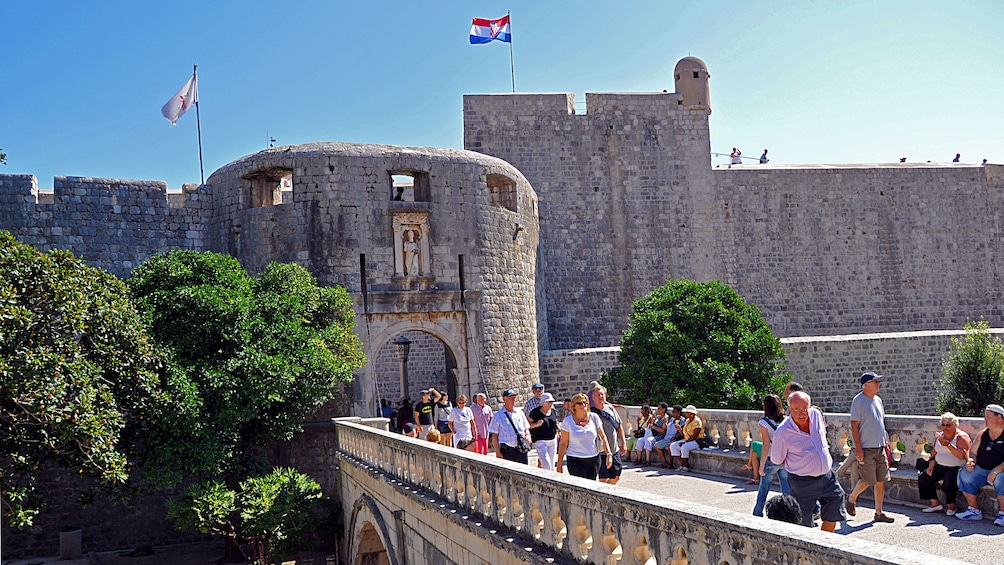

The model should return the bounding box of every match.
[334,420,966,565]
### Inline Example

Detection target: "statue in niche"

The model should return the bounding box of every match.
[403,229,421,276]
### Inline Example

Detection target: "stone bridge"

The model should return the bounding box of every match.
[333,419,966,565]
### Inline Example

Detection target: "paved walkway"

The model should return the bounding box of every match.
[614,461,1001,565]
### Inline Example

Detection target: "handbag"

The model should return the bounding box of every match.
[633,428,646,438]
[503,411,532,453]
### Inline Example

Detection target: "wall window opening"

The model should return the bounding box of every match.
[486,173,517,212]
[243,168,293,208]
[389,171,430,202]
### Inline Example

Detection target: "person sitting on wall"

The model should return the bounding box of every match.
[626,404,654,464]
[643,403,671,466]
[759,149,769,164]
[918,412,970,515]
[955,404,1004,526]
[651,403,679,467]
[668,405,705,471]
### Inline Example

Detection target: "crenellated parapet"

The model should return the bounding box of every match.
[0,174,211,278]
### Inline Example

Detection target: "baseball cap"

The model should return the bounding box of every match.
[987,404,1004,417]
[402,423,417,434]
[502,389,518,397]
[420,389,430,395]
[531,383,545,390]
[540,393,555,403]
[860,372,883,385]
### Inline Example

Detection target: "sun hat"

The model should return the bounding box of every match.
[540,393,555,403]
[683,405,698,415]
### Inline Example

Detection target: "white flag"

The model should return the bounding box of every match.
[161,75,198,125]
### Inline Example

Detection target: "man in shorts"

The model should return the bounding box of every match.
[845,372,895,523]
[771,391,846,531]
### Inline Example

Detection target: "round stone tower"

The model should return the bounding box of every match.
[674,56,711,115]
[204,142,540,416]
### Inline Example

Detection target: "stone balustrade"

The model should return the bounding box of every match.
[334,419,964,565]
[615,407,986,465]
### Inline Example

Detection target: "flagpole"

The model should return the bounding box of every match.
[508,11,515,93]
[193,64,205,185]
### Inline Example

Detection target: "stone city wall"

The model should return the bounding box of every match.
[465,88,1004,353]
[0,174,208,278]
[538,329,1004,416]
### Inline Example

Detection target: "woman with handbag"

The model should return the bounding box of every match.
[557,393,613,480]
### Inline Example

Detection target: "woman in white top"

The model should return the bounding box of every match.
[556,393,612,480]
[918,412,970,515]
[448,395,477,446]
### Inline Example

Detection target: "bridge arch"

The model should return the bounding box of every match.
[347,493,399,565]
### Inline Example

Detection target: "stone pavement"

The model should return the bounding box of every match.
[613,461,1001,565]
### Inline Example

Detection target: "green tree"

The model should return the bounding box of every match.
[0,231,161,527]
[166,467,324,565]
[937,319,1004,417]
[127,250,366,485]
[602,279,786,409]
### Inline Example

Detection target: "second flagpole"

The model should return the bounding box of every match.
[194,64,205,185]
[508,11,515,93]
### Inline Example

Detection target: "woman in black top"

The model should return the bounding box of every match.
[528,393,559,471]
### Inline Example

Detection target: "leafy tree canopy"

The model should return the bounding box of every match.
[602,279,786,410]
[937,319,1004,417]
[128,250,365,485]
[0,231,161,527]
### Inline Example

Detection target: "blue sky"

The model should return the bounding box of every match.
[3,1,1002,189]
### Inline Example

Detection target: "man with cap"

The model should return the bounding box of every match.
[487,389,533,464]
[846,371,894,523]
[524,382,545,415]
[955,403,1004,525]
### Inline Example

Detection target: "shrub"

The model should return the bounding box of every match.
[602,279,787,409]
[937,320,1004,417]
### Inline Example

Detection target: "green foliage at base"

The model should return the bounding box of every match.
[0,231,161,527]
[937,319,1004,417]
[602,279,787,409]
[128,250,366,486]
[167,467,323,565]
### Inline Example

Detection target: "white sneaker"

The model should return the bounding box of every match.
[679,466,690,472]
[922,504,944,513]
[956,507,982,521]
[947,509,956,516]
[995,513,1004,527]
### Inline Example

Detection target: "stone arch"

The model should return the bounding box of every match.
[347,494,399,565]
[362,317,471,410]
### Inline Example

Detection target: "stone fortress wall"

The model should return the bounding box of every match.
[465,73,1004,352]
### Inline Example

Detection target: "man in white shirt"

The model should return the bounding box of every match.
[488,389,532,463]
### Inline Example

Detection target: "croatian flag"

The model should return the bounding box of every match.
[470,15,511,44]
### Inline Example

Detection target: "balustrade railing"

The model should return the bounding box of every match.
[334,419,959,565]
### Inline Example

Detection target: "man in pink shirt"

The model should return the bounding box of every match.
[771,391,846,531]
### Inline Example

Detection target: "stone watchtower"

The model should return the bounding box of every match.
[674,56,711,114]
[202,143,540,415]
